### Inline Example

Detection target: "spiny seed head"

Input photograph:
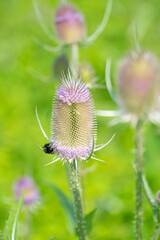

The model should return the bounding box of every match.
[117,51,159,116]
[13,177,39,206]
[54,3,86,44]
[51,75,96,162]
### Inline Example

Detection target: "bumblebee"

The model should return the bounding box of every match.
[43,143,55,154]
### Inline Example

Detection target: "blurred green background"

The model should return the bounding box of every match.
[1,0,160,239]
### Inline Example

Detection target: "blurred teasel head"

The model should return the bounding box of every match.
[34,0,112,53]
[117,51,159,117]
[51,75,96,163]
[14,177,39,206]
[54,3,86,44]
[78,62,95,84]
[78,62,104,89]
[53,54,70,79]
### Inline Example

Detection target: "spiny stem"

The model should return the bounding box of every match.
[70,160,87,240]
[134,119,144,240]
[81,160,86,213]
[70,41,87,217]
[70,43,79,77]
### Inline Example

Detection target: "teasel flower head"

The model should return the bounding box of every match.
[51,75,96,162]
[54,3,86,44]
[13,177,39,206]
[33,0,112,53]
[117,51,159,117]
[36,73,115,165]
[97,50,160,126]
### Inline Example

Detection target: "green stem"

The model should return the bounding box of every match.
[70,160,87,240]
[70,43,79,77]
[134,119,144,240]
[81,160,86,213]
[153,223,160,240]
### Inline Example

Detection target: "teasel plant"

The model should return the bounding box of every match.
[28,0,112,87]
[30,0,112,219]
[36,73,114,239]
[31,1,114,238]
[33,0,112,52]
[97,49,160,239]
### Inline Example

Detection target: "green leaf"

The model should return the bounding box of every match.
[142,174,154,202]
[142,175,160,223]
[4,192,24,240]
[85,208,97,235]
[47,183,76,235]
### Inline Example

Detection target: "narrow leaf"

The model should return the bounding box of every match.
[142,175,159,223]
[47,183,76,235]
[4,192,24,240]
[85,208,96,235]
[142,174,154,204]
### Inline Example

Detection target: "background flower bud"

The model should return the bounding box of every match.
[117,51,159,116]
[78,62,95,84]
[51,78,96,161]
[54,4,86,44]
[53,54,70,80]
[14,177,39,206]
